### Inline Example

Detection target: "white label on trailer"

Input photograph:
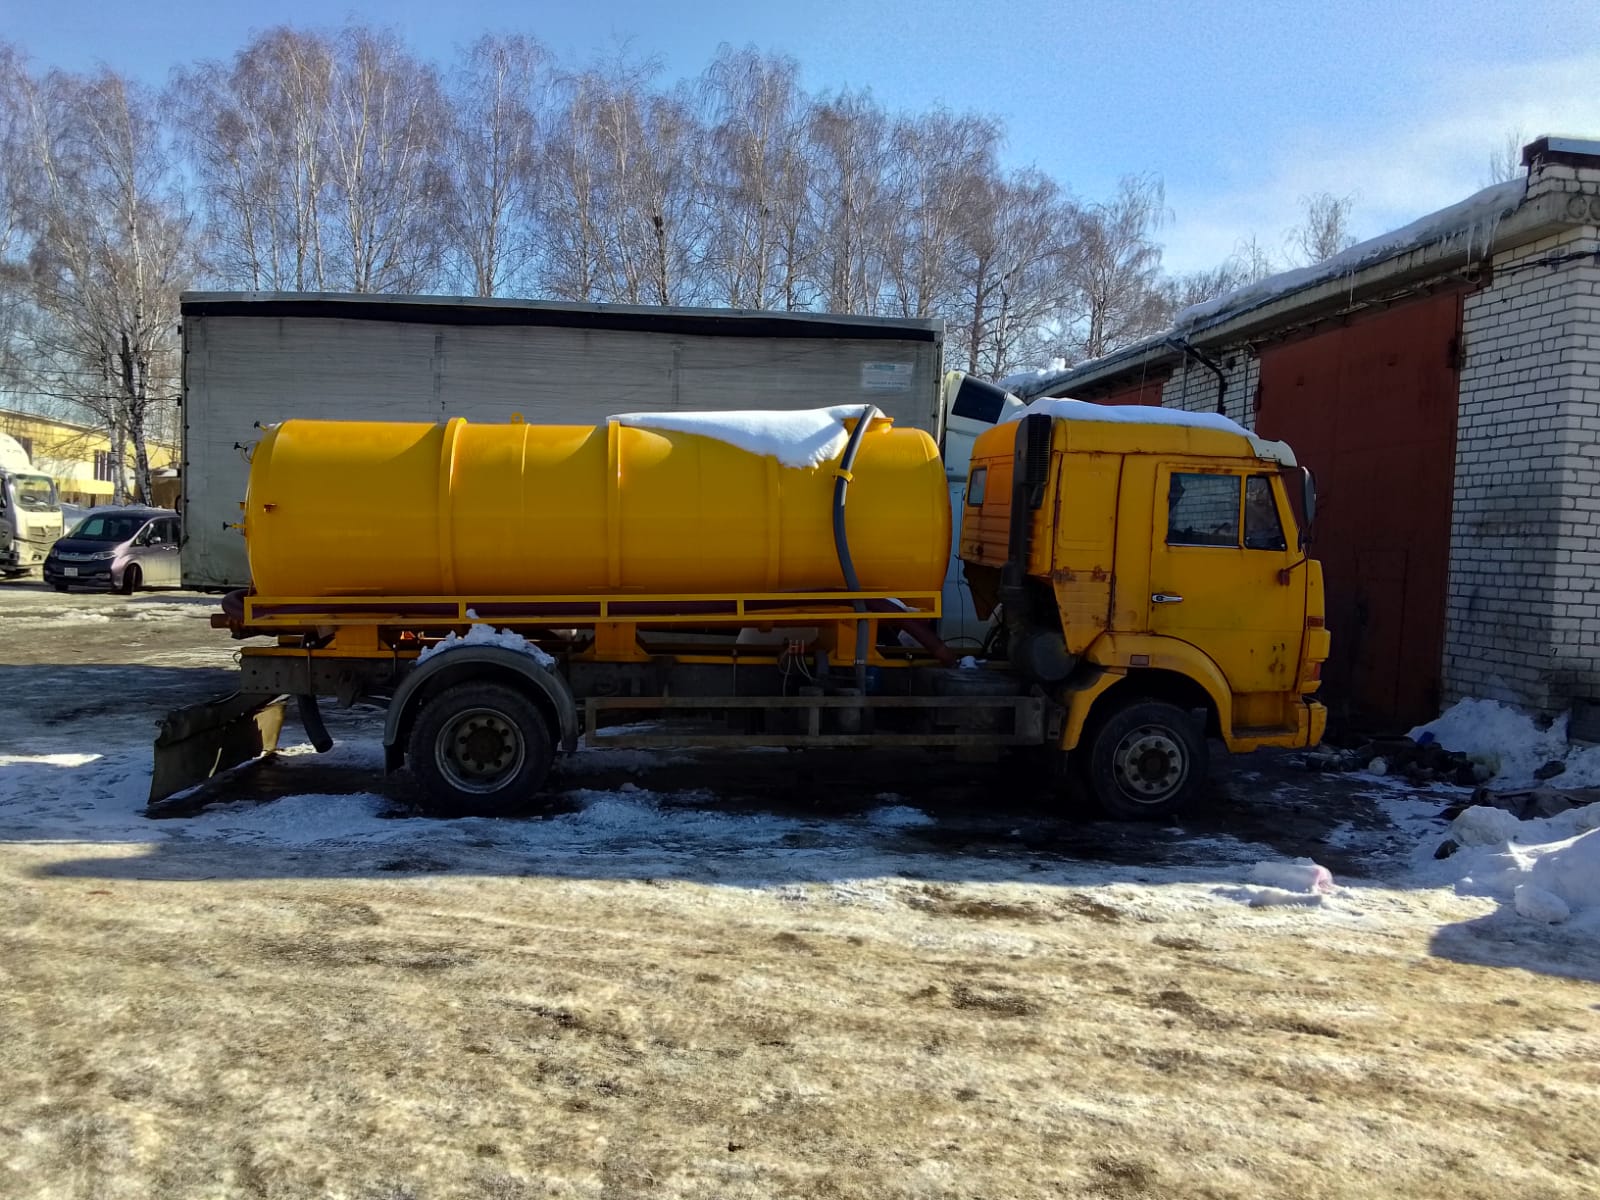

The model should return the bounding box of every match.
[861,361,914,392]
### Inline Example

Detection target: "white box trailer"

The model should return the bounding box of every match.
[178,293,946,590]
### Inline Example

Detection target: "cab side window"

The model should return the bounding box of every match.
[965,467,987,507]
[1244,476,1286,551]
[1167,473,1240,547]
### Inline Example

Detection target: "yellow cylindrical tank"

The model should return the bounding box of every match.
[243,415,951,598]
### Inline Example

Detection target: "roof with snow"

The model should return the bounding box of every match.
[1006,160,1594,402]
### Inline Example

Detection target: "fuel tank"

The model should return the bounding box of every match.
[243,415,951,598]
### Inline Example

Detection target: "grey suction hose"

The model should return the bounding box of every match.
[832,404,881,694]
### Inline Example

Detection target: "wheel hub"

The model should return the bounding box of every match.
[437,707,526,793]
[1113,726,1187,801]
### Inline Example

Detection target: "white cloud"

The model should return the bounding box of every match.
[1160,53,1600,275]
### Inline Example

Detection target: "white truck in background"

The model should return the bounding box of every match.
[0,432,63,578]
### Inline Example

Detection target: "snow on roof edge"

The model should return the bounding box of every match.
[1010,177,1529,402]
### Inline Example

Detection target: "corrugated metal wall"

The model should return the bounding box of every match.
[182,311,942,589]
[1256,292,1464,728]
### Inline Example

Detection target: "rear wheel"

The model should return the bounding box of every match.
[1083,699,1208,820]
[406,681,553,818]
[119,564,141,595]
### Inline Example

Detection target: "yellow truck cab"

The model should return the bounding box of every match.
[961,400,1330,817]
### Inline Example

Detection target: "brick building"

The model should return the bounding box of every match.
[1007,136,1600,728]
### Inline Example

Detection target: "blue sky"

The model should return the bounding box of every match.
[6,0,1599,272]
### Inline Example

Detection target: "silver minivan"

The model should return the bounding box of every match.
[43,507,182,593]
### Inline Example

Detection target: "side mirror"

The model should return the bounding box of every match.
[1299,466,1317,548]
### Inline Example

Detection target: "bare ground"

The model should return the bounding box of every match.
[2,583,1598,1199]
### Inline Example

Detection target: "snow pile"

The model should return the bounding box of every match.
[612,406,877,469]
[1439,801,1600,926]
[418,622,556,668]
[865,804,936,829]
[1408,697,1600,788]
[1216,857,1336,908]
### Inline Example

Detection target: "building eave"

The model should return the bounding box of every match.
[1028,182,1591,401]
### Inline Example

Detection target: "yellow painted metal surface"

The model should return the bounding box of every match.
[245,416,950,599]
[961,412,1330,750]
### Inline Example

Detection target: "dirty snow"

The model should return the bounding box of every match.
[612,406,878,469]
[1215,857,1336,908]
[1409,697,1600,788]
[418,622,556,668]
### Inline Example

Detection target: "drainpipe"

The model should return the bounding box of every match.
[1164,337,1230,417]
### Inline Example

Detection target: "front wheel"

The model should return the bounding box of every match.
[406,681,554,818]
[1083,699,1209,820]
[119,564,141,595]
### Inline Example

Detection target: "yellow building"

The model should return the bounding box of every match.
[0,408,178,507]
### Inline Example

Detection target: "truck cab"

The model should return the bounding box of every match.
[0,433,64,577]
[961,401,1330,816]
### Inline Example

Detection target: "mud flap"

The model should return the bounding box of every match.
[149,693,287,806]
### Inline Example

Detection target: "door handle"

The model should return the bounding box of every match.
[1151,593,1184,605]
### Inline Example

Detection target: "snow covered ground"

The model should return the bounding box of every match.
[5,586,1600,1198]
[2,584,1595,978]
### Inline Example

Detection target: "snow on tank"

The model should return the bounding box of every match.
[610,406,877,470]
[1003,396,1297,467]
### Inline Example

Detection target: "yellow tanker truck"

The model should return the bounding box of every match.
[154,397,1328,820]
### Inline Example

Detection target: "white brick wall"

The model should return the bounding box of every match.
[1161,352,1260,427]
[1445,219,1600,715]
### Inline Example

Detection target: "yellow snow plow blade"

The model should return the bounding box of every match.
[149,693,287,806]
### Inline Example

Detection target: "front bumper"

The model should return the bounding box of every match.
[45,560,116,588]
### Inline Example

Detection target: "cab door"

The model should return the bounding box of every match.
[1148,464,1306,705]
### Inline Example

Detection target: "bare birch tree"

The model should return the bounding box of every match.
[324,27,450,293]
[955,169,1082,377]
[804,92,892,313]
[883,110,1000,321]
[698,46,810,309]
[173,28,338,290]
[1066,173,1169,360]
[18,68,193,502]
[443,34,551,297]
[1486,126,1527,186]
[1286,191,1357,266]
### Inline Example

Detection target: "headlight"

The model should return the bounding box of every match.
[92,550,116,560]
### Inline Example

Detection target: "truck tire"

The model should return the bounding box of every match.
[1083,699,1208,820]
[406,681,554,818]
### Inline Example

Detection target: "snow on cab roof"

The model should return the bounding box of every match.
[611,406,876,469]
[1006,396,1297,466]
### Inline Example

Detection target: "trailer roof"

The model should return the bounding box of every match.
[179,292,943,343]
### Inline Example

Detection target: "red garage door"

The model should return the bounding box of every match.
[1256,292,1462,729]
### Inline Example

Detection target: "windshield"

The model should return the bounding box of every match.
[13,474,58,512]
[68,513,144,543]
